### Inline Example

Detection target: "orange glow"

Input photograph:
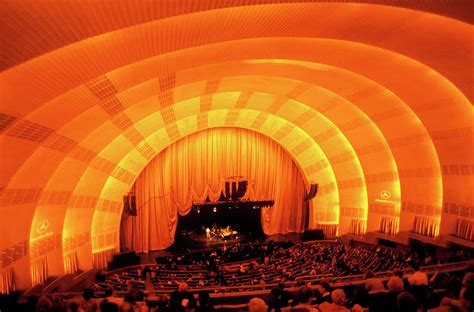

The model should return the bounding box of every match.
[0,1,471,289]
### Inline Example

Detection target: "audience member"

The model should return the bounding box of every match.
[387,276,404,292]
[397,292,418,312]
[290,286,317,312]
[364,271,385,292]
[79,288,97,312]
[314,282,332,304]
[36,295,53,312]
[408,264,428,286]
[101,286,124,307]
[264,286,284,312]
[319,288,347,311]
[124,280,144,304]
[170,282,196,312]
[248,297,268,312]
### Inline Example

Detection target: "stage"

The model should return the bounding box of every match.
[138,232,303,264]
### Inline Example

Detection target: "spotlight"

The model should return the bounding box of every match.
[213,207,217,213]
[197,208,200,213]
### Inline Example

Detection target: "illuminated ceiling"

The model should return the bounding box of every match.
[0,0,472,287]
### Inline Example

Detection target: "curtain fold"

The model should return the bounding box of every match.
[31,256,48,286]
[313,224,338,239]
[92,248,116,270]
[413,216,439,238]
[349,219,366,236]
[64,252,79,274]
[456,219,474,241]
[122,128,306,252]
[0,268,15,294]
[380,216,398,235]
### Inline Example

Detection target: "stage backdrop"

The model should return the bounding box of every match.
[121,128,307,252]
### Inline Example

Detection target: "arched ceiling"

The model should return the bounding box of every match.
[0,1,472,287]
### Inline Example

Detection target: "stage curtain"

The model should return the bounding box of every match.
[349,219,366,236]
[0,268,15,294]
[31,256,48,286]
[380,216,398,235]
[313,224,338,239]
[455,219,473,241]
[121,128,306,252]
[413,216,439,238]
[64,252,79,274]
[93,248,116,270]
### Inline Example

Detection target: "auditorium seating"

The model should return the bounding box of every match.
[92,240,416,297]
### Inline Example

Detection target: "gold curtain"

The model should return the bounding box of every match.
[93,248,116,270]
[64,252,79,274]
[313,224,338,239]
[380,216,398,235]
[456,219,474,241]
[413,216,439,238]
[31,256,48,286]
[0,268,15,294]
[349,219,366,236]
[121,128,306,252]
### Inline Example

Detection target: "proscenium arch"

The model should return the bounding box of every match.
[88,101,368,247]
[61,106,338,268]
[93,114,339,218]
[81,74,396,244]
[79,103,338,252]
[0,2,471,288]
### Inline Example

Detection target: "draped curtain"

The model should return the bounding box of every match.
[93,248,116,270]
[313,224,338,239]
[413,216,439,238]
[455,219,474,241]
[380,216,399,235]
[349,219,366,236]
[0,268,15,294]
[64,252,79,274]
[31,256,48,286]
[121,128,307,252]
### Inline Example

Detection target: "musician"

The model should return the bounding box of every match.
[205,227,211,239]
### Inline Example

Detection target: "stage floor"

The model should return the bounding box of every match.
[139,232,303,264]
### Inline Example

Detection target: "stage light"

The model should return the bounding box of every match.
[213,207,217,213]
[197,208,200,213]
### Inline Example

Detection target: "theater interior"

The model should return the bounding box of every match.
[0,1,473,311]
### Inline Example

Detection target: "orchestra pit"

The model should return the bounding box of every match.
[0,1,473,311]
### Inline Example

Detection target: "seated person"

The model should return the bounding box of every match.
[397,292,417,312]
[249,297,268,312]
[364,271,385,292]
[319,288,348,311]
